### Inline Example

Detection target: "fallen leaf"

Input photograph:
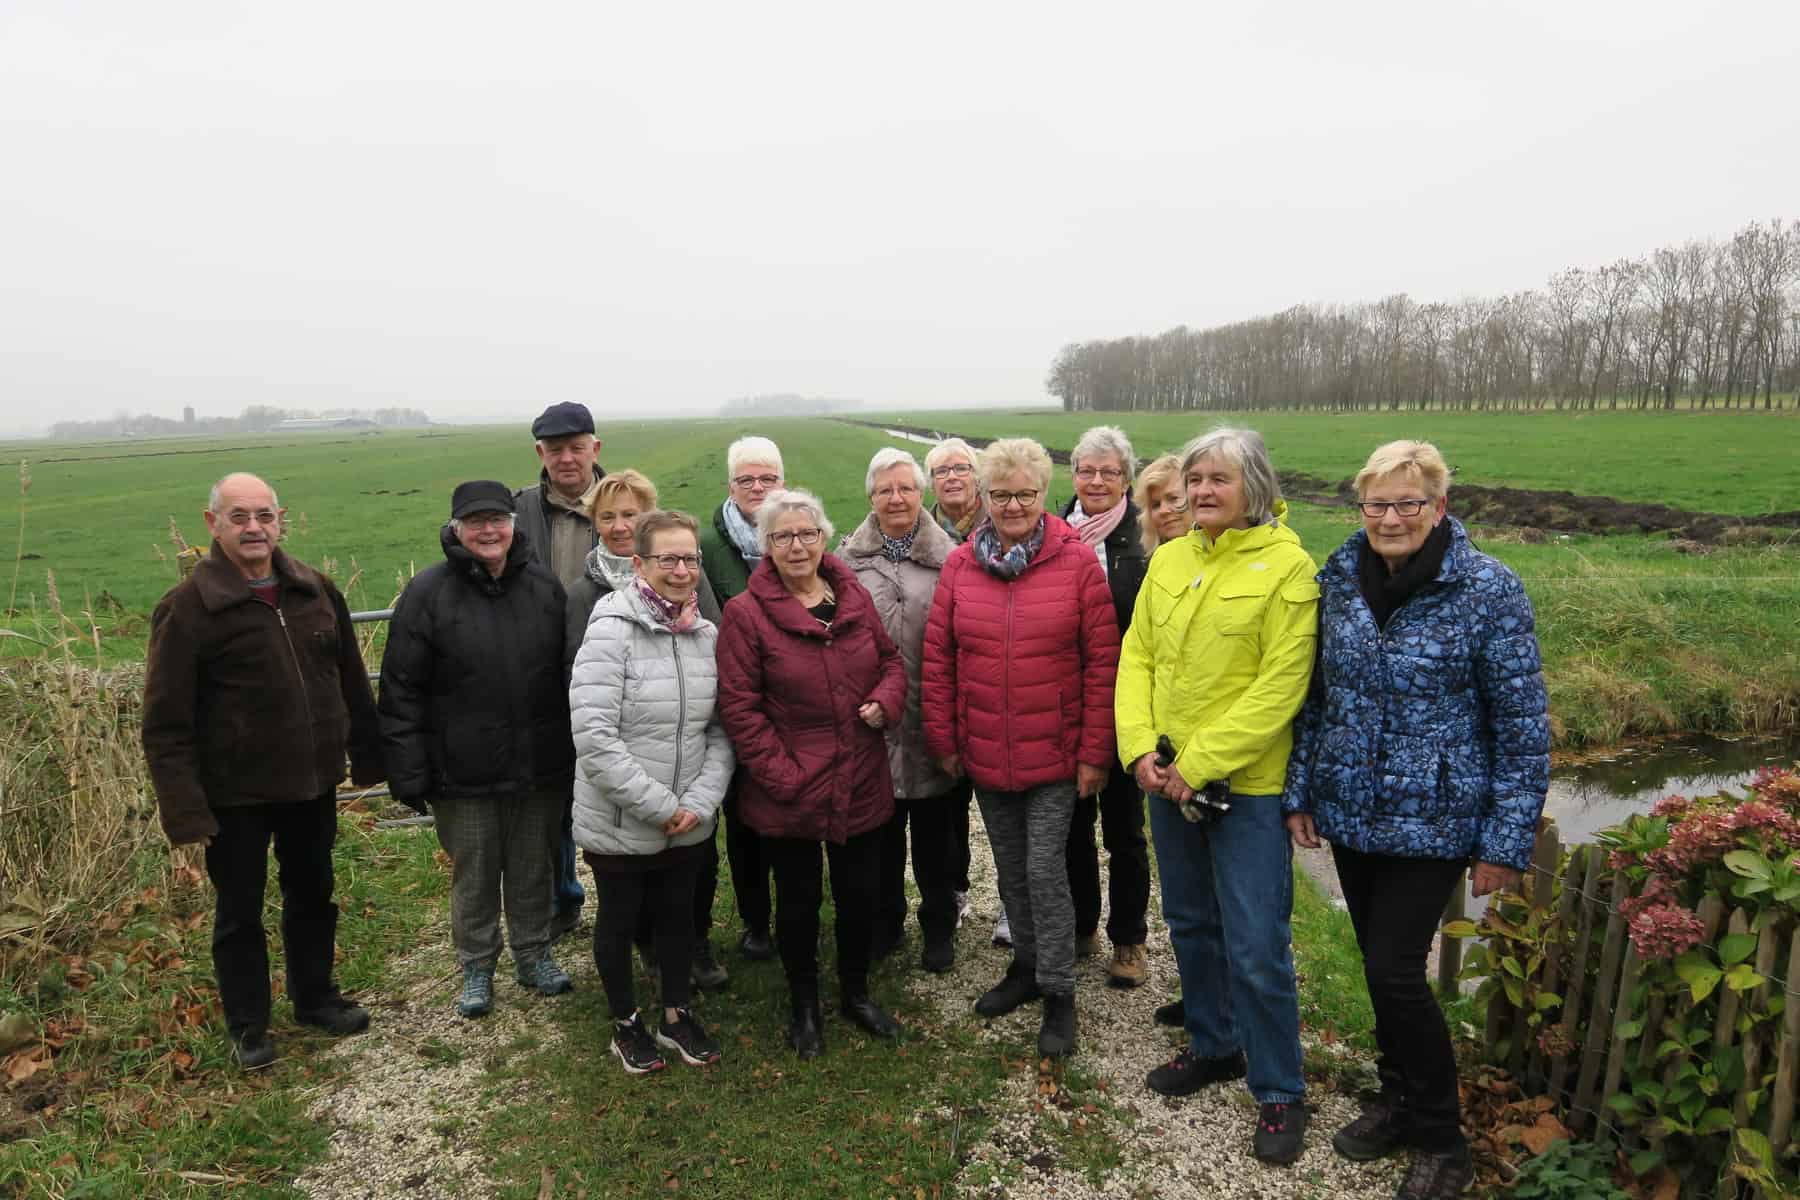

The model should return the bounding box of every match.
[4,1046,51,1084]
[0,1012,37,1054]
[1518,1114,1569,1156]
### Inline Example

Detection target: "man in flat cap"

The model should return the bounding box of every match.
[513,402,606,940]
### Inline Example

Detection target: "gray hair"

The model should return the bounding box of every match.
[1071,425,1136,483]
[1179,428,1281,525]
[865,447,926,495]
[208,473,280,513]
[924,436,978,476]
[727,436,785,481]
[754,488,834,547]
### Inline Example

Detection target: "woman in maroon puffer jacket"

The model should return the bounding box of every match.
[716,489,908,1061]
[922,437,1121,1060]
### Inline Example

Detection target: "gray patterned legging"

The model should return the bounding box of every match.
[976,781,1077,996]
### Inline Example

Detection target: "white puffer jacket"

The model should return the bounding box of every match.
[569,586,733,857]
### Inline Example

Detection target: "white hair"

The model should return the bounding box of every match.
[924,437,978,475]
[1071,425,1137,483]
[754,488,834,546]
[865,447,926,494]
[1180,428,1282,525]
[726,436,785,481]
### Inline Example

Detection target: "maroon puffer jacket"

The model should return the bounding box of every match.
[716,554,907,844]
[922,514,1121,792]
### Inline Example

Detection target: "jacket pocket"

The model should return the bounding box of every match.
[1213,580,1271,637]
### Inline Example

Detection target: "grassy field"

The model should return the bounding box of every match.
[2,410,1796,747]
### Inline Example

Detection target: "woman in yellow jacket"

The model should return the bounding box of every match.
[1115,427,1320,1166]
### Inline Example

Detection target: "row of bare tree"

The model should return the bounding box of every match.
[1048,219,1799,413]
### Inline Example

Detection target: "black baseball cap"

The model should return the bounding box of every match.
[449,480,516,520]
[531,402,595,440]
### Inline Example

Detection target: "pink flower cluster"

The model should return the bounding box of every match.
[1645,806,1743,878]
[1626,902,1706,961]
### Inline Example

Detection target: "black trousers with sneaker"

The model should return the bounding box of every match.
[723,782,773,937]
[951,788,973,893]
[590,853,701,1019]
[204,793,341,1040]
[764,827,882,1006]
[1064,764,1151,946]
[877,789,960,948]
[1332,843,1467,1152]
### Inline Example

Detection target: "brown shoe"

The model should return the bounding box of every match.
[1107,943,1148,988]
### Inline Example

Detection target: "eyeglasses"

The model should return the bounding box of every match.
[768,527,823,549]
[647,553,701,571]
[872,484,920,500]
[987,489,1040,510]
[930,463,973,479]
[1355,499,1430,518]
[222,509,280,527]
[460,513,515,531]
[1074,467,1125,482]
[733,474,782,490]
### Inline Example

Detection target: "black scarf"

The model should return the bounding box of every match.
[1358,519,1452,631]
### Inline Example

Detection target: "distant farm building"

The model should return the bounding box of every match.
[274,417,380,431]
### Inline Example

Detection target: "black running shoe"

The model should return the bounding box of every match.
[611,1013,667,1075]
[655,1008,722,1066]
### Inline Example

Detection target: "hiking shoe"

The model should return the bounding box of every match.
[991,909,1012,949]
[1075,932,1102,958]
[921,938,954,975]
[231,1028,276,1071]
[974,960,1042,1018]
[548,904,581,942]
[1333,1094,1404,1161]
[691,941,730,991]
[456,966,494,1018]
[611,1013,667,1075]
[1395,1144,1474,1199]
[738,929,776,962]
[1145,1048,1247,1097]
[1107,943,1149,988]
[1038,993,1077,1058]
[295,994,371,1037]
[1253,1102,1310,1166]
[953,890,971,928]
[516,955,574,996]
[655,1008,723,1066]
[1154,997,1186,1027]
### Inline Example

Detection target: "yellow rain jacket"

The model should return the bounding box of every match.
[1115,501,1320,795]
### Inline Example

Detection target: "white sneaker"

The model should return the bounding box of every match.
[954,890,971,928]
[992,908,1012,949]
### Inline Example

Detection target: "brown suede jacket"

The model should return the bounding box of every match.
[142,544,383,845]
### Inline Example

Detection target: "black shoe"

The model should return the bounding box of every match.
[921,938,954,975]
[1395,1143,1474,1199]
[1037,993,1077,1058]
[1153,997,1186,1028]
[1333,1094,1404,1161]
[840,994,901,1040]
[974,961,1042,1018]
[1253,1102,1311,1166]
[295,995,371,1037]
[738,929,776,962]
[870,928,903,963]
[655,1008,723,1066]
[691,942,730,991]
[1145,1048,1247,1097]
[231,1028,276,1071]
[788,1003,824,1059]
[611,1013,667,1075]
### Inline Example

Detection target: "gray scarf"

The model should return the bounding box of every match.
[584,545,637,594]
[721,500,764,562]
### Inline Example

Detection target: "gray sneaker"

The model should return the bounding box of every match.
[515,955,574,996]
[1395,1144,1474,1199]
[456,966,494,1018]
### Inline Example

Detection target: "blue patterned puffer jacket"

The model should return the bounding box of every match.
[1280,518,1549,870]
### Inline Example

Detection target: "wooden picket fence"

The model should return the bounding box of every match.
[1455,816,1800,1196]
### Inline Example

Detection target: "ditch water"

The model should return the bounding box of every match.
[1544,734,1800,846]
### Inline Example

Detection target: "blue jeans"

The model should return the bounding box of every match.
[1149,792,1304,1105]
[554,804,585,917]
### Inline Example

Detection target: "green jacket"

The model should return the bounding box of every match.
[1114,501,1320,795]
[700,502,756,603]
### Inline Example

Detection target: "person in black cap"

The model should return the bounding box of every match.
[513,403,606,942]
[378,481,578,1019]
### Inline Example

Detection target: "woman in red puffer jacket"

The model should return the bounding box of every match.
[921,438,1120,1061]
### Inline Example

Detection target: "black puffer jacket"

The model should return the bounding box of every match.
[378,526,574,808]
[1060,496,1149,635]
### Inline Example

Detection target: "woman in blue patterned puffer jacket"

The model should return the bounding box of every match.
[1281,440,1548,1200]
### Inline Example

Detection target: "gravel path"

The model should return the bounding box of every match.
[291,815,1404,1199]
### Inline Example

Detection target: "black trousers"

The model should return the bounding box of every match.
[1332,843,1467,1152]
[876,790,960,947]
[724,783,772,935]
[764,827,882,1006]
[204,794,341,1039]
[632,829,718,947]
[951,789,972,892]
[593,855,702,1019]
[1064,764,1151,946]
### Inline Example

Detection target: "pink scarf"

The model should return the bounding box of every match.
[1068,496,1128,549]
[635,578,700,633]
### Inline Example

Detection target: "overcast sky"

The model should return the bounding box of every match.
[2,0,1796,433]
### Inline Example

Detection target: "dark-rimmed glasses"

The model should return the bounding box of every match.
[1355,499,1429,518]
[769,527,822,549]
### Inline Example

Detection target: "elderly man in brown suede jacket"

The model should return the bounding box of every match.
[142,472,384,1070]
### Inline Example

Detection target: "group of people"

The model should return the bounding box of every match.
[141,403,1549,1200]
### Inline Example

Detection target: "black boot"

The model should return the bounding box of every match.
[1038,992,1077,1058]
[840,993,901,1040]
[787,1002,824,1060]
[974,960,1042,1018]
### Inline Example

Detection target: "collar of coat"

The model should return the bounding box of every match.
[438,522,536,591]
[192,543,322,612]
[592,579,715,637]
[536,465,606,512]
[1324,514,1475,589]
[745,553,873,639]
[1185,499,1302,558]
[838,510,954,570]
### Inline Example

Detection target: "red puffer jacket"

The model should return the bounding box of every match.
[922,515,1121,792]
[716,554,908,844]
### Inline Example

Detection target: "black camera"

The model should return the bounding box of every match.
[1154,735,1232,824]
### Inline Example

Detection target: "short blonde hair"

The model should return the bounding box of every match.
[755,488,834,547]
[1354,440,1450,501]
[977,437,1052,494]
[589,469,658,523]
[1133,452,1185,555]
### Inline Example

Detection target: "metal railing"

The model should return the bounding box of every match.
[347,607,413,823]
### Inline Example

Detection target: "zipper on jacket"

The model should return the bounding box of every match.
[670,634,687,844]
[276,606,322,797]
[1003,584,1015,792]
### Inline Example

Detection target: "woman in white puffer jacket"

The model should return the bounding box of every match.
[569,510,734,1076]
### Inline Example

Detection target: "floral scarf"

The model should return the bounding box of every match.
[970,514,1045,581]
[721,500,764,562]
[635,578,699,632]
[880,518,919,564]
[584,545,637,594]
